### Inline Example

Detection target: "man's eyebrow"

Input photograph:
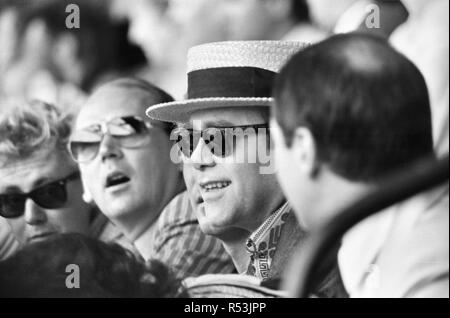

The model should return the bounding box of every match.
[1,185,21,194]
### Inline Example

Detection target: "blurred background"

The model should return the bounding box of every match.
[0,0,409,100]
[0,0,447,155]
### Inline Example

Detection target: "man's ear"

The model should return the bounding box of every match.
[81,176,94,204]
[82,189,94,204]
[291,127,318,177]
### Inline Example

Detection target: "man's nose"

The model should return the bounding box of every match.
[98,134,124,162]
[191,138,216,170]
[23,199,47,225]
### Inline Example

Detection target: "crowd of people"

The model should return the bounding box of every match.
[0,0,448,298]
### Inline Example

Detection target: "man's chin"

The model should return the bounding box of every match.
[198,216,234,239]
[103,198,151,223]
[198,222,226,238]
[102,203,132,221]
[200,222,248,243]
[198,211,223,235]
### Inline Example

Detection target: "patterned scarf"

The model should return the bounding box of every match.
[246,202,290,280]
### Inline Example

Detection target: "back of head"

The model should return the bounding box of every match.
[274,33,434,182]
[0,233,187,297]
[0,98,72,167]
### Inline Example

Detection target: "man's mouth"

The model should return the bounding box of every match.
[28,232,56,243]
[199,181,231,192]
[105,172,130,188]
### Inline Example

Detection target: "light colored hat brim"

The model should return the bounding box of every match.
[146,97,272,123]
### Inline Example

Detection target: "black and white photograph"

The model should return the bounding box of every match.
[0,0,448,303]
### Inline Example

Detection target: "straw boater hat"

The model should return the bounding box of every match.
[146,41,308,123]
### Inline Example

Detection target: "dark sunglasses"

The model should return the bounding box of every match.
[0,171,80,219]
[172,124,270,158]
[68,116,153,163]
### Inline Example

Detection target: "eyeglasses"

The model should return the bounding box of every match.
[0,171,80,219]
[68,116,153,163]
[173,124,270,158]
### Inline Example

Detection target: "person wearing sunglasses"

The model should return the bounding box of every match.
[70,77,235,279]
[146,41,346,297]
[0,99,93,247]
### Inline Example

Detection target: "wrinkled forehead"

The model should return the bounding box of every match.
[76,86,156,129]
[188,107,269,129]
[0,149,75,192]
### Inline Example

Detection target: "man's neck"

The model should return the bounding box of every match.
[116,174,186,242]
[308,172,374,230]
[218,229,252,274]
[113,210,158,243]
[218,197,286,274]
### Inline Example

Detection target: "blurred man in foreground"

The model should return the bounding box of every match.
[271,33,449,297]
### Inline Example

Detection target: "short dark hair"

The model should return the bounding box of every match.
[0,233,188,297]
[273,33,434,182]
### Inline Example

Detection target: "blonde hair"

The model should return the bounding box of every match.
[0,98,73,166]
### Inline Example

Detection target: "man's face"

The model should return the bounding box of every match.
[181,107,282,239]
[0,150,90,245]
[75,86,176,224]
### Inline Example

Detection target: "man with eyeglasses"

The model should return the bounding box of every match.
[0,99,92,249]
[70,77,235,279]
[146,41,346,296]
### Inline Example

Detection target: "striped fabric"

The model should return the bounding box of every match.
[184,274,287,298]
[92,212,141,256]
[0,217,20,261]
[145,191,236,279]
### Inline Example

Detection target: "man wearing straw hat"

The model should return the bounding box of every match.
[147,41,346,296]
[69,78,236,279]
